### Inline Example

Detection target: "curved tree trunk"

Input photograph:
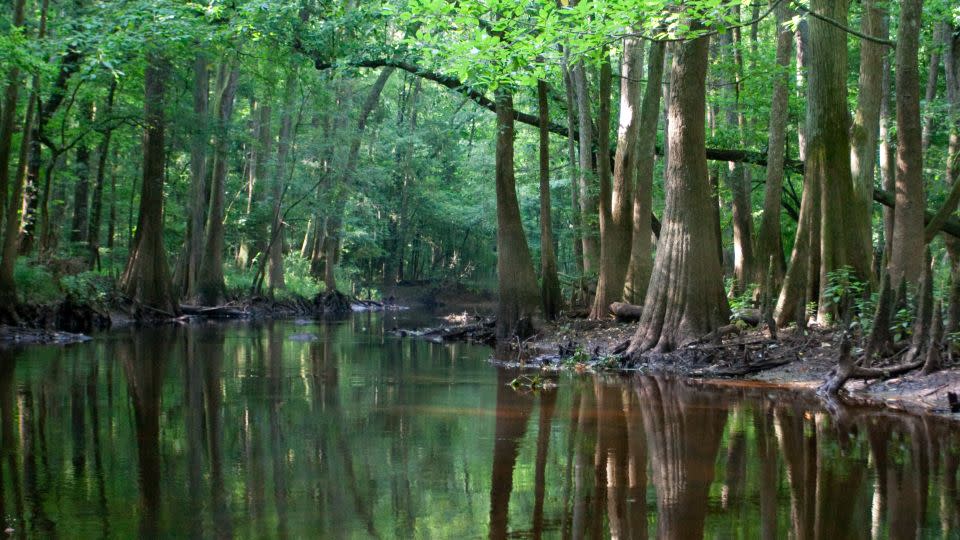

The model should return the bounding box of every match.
[197,62,240,305]
[624,41,665,304]
[537,80,562,319]
[626,28,729,354]
[592,41,641,318]
[889,0,925,287]
[755,1,793,295]
[120,52,177,317]
[494,90,543,340]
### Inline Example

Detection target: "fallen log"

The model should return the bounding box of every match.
[610,302,643,322]
[179,304,248,319]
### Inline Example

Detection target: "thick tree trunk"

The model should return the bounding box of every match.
[755,1,793,295]
[626,28,729,354]
[623,41,665,305]
[179,54,209,299]
[849,0,886,278]
[197,62,240,306]
[537,80,562,319]
[0,0,27,229]
[889,0,925,287]
[120,52,177,317]
[775,166,820,327]
[494,90,543,340]
[87,81,116,269]
[809,0,870,322]
[572,61,599,273]
[592,49,631,319]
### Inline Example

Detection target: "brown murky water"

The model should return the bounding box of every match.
[0,312,957,538]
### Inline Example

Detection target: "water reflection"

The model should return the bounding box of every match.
[0,316,959,538]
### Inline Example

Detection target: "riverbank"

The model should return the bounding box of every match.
[509,317,960,420]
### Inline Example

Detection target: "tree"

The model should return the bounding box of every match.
[494,89,543,340]
[120,52,177,317]
[592,40,641,319]
[537,80,562,319]
[888,0,925,286]
[627,25,728,354]
[197,62,240,306]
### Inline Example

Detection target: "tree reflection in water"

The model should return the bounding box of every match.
[0,319,959,538]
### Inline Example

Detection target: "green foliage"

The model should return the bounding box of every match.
[13,260,60,305]
[61,272,113,305]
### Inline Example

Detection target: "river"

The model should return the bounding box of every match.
[0,311,957,538]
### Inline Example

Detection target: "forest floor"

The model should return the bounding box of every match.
[506,317,960,420]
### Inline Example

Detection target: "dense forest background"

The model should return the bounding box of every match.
[0,0,958,350]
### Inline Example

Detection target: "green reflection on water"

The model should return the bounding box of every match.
[0,312,958,539]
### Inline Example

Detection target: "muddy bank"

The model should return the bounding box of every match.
[397,313,960,420]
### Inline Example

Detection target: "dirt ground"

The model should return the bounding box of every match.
[478,316,960,421]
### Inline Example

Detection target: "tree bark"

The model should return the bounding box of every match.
[921,23,946,152]
[323,68,394,292]
[755,1,793,296]
[197,62,240,305]
[626,28,728,354]
[880,14,895,259]
[0,0,27,230]
[494,90,543,340]
[120,52,177,317]
[592,48,631,319]
[179,53,209,299]
[849,0,886,277]
[69,101,94,243]
[623,41,665,305]
[87,80,116,269]
[720,7,754,294]
[537,80,562,319]
[889,0,925,287]
[572,61,599,273]
[268,73,298,294]
[561,55,584,278]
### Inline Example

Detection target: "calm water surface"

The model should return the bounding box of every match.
[0,311,959,539]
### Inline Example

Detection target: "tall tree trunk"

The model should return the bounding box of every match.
[87,80,116,269]
[808,0,870,322]
[197,62,240,305]
[889,0,925,287]
[561,54,584,278]
[70,101,94,243]
[18,38,81,255]
[572,61,599,273]
[495,89,543,340]
[922,24,946,152]
[720,7,754,294]
[623,41,665,304]
[180,54,209,299]
[0,0,27,229]
[795,20,809,161]
[626,27,728,354]
[849,0,887,277]
[537,80,562,319]
[267,73,298,294]
[323,68,395,292]
[120,52,177,317]
[755,1,793,295]
[880,14,895,260]
[593,41,641,318]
